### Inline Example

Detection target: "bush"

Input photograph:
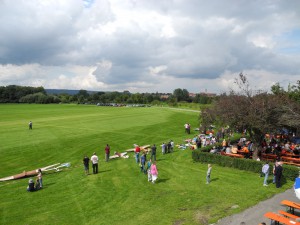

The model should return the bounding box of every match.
[192,151,299,181]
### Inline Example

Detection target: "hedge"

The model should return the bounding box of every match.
[192,150,299,181]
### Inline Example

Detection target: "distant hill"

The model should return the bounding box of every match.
[45,89,97,95]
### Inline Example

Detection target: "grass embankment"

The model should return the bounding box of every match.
[0,104,292,225]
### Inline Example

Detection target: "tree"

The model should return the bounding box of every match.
[201,73,300,149]
[287,80,300,103]
[173,88,190,102]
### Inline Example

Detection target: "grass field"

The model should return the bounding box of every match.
[0,104,293,225]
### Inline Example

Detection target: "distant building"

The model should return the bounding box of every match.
[189,93,196,98]
[199,92,217,97]
[160,93,171,100]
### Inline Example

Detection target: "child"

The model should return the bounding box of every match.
[206,164,212,184]
[37,168,43,188]
[150,161,158,184]
[147,159,152,182]
[35,177,41,190]
[27,179,35,192]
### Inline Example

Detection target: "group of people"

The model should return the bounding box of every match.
[27,169,42,192]
[261,161,283,188]
[134,144,159,183]
[260,136,300,159]
[82,144,112,175]
[161,141,174,154]
[140,156,158,184]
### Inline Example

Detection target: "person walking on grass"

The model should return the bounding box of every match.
[83,155,90,175]
[105,144,110,162]
[150,161,158,184]
[29,121,33,130]
[91,152,99,174]
[151,144,157,161]
[134,145,141,163]
[162,142,166,155]
[147,159,152,182]
[140,152,147,174]
[206,164,212,184]
[262,162,269,186]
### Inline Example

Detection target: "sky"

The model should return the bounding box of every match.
[0,0,300,94]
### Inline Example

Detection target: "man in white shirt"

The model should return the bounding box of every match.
[262,162,269,186]
[91,152,99,174]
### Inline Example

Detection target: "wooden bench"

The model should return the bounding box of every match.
[283,153,297,158]
[282,161,300,166]
[264,212,300,225]
[224,153,244,158]
[261,153,277,161]
[281,157,300,165]
[281,200,300,214]
[279,210,300,220]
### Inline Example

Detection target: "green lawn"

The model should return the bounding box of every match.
[0,104,293,225]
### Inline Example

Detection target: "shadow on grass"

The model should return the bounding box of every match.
[210,178,219,182]
[157,178,169,183]
[281,176,287,186]
[99,169,111,173]
[156,158,166,161]
[43,182,56,188]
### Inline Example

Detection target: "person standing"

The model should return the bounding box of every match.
[150,161,158,184]
[262,162,269,186]
[187,124,191,134]
[151,144,157,161]
[170,140,174,152]
[167,141,171,154]
[140,152,147,174]
[105,144,110,162]
[162,142,166,155]
[91,152,99,174]
[35,177,41,190]
[83,155,90,175]
[196,137,201,149]
[184,123,189,133]
[275,161,283,188]
[29,121,33,130]
[37,168,43,188]
[273,161,278,184]
[134,145,141,163]
[206,164,212,184]
[147,159,152,182]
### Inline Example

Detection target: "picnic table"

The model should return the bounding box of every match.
[278,210,300,220]
[222,152,244,158]
[264,212,300,225]
[261,153,277,161]
[281,156,300,166]
[281,200,300,214]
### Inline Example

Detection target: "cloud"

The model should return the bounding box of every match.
[0,0,299,94]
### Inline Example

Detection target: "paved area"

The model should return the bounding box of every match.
[214,187,297,225]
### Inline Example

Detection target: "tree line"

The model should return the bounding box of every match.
[0,85,213,105]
